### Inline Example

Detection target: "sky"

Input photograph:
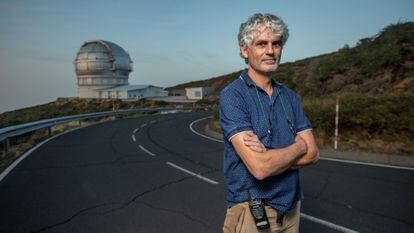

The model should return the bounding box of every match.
[0,0,413,113]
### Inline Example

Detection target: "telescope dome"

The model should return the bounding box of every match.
[74,40,133,98]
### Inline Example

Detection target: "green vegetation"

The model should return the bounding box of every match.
[303,93,414,155]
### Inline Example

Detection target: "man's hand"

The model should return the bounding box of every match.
[290,130,319,169]
[295,135,308,154]
[243,131,267,153]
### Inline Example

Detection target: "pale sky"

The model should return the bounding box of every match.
[0,0,413,113]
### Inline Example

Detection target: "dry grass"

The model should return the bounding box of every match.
[209,118,414,156]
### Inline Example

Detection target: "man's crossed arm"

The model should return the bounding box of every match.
[230,130,319,180]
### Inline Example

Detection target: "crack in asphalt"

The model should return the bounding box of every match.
[315,170,333,199]
[139,201,221,231]
[96,168,220,216]
[30,169,219,233]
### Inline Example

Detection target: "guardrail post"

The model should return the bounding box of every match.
[47,127,52,137]
[78,120,82,126]
[3,138,10,154]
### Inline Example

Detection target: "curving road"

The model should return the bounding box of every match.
[0,112,413,233]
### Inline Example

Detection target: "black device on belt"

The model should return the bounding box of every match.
[248,191,270,230]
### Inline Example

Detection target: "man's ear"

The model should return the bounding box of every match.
[240,45,249,59]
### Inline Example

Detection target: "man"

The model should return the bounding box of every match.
[220,13,319,233]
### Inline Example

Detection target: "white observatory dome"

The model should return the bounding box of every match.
[74,40,133,98]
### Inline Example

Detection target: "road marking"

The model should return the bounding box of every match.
[139,145,155,156]
[301,213,359,233]
[190,116,414,171]
[0,127,82,183]
[320,157,414,171]
[189,116,223,143]
[141,123,147,127]
[131,134,136,142]
[133,128,139,133]
[166,161,219,185]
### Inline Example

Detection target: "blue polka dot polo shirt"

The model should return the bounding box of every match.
[219,70,312,212]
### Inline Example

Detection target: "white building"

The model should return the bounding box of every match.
[98,85,168,100]
[185,87,214,100]
[74,40,169,100]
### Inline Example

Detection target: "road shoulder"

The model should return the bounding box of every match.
[201,117,414,168]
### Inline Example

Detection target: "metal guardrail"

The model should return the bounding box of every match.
[0,107,207,153]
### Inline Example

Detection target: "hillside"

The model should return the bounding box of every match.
[167,22,414,99]
[0,98,171,129]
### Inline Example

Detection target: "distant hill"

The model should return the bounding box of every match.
[167,22,414,99]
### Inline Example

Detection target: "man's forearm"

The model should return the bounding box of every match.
[232,132,308,180]
[259,139,307,177]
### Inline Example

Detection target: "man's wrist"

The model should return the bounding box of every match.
[295,137,307,156]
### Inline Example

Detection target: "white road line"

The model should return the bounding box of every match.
[166,161,219,185]
[141,123,147,127]
[138,145,156,156]
[133,128,139,133]
[0,127,83,183]
[301,213,359,233]
[320,157,414,171]
[131,134,136,142]
[189,116,223,143]
[190,116,414,171]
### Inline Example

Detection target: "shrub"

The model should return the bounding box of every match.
[303,93,414,137]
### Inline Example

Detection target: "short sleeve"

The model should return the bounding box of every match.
[291,92,312,133]
[219,87,253,141]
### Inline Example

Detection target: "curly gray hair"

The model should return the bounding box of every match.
[238,13,289,62]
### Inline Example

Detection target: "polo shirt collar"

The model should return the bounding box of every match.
[240,69,279,90]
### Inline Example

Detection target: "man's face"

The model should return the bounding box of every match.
[241,27,282,75]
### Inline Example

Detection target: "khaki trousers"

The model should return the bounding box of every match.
[223,201,301,233]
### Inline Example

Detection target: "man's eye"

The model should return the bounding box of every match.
[273,42,282,47]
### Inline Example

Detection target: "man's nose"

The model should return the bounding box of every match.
[265,44,274,55]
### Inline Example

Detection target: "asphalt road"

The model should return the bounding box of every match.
[0,111,413,233]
